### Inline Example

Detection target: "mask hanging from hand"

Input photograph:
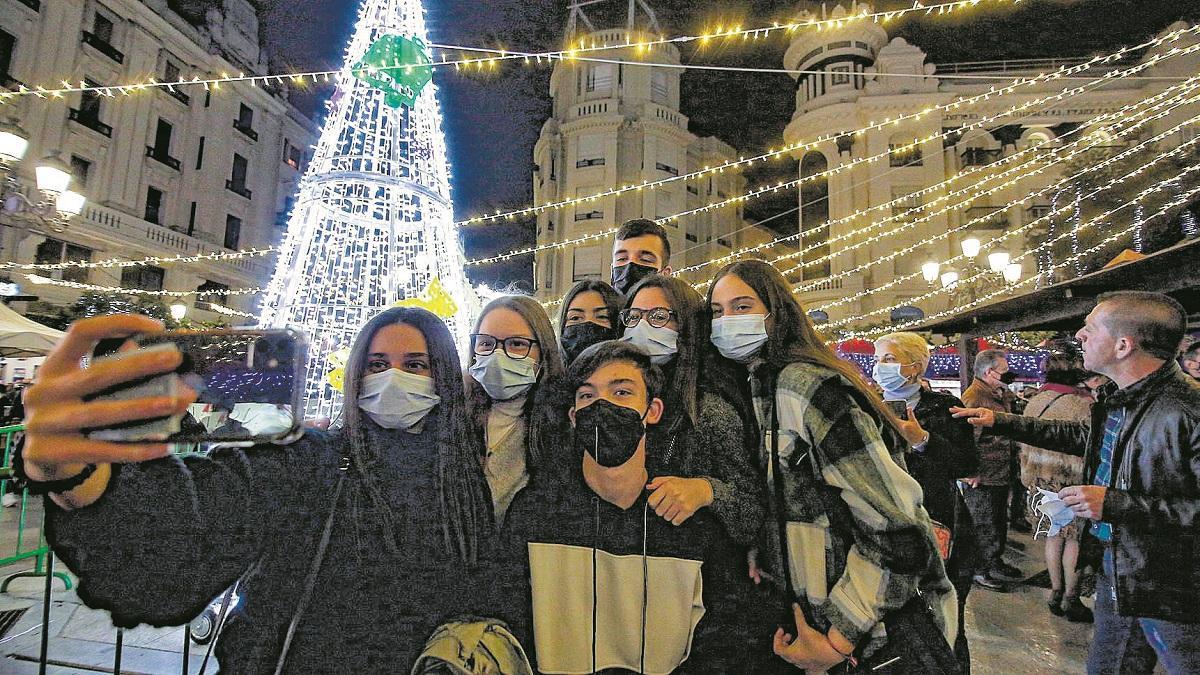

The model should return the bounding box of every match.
[620,321,678,365]
[561,322,617,364]
[357,369,441,430]
[572,398,647,468]
[469,352,539,402]
[1031,487,1076,538]
[611,262,658,297]
[711,314,769,363]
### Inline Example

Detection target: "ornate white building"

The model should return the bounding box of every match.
[782,3,1200,327]
[0,0,318,322]
[531,0,772,302]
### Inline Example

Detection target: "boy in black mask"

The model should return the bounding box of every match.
[498,341,755,673]
[611,219,672,296]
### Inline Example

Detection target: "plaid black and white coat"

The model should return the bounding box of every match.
[749,360,957,658]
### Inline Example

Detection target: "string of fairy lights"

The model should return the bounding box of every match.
[0,0,1035,106]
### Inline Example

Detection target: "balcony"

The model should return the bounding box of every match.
[68,109,113,137]
[225,179,252,200]
[964,205,1009,230]
[575,158,605,168]
[961,147,1002,167]
[232,120,258,141]
[145,146,181,170]
[81,31,124,64]
[159,86,190,106]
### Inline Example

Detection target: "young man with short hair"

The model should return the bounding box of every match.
[954,291,1200,673]
[611,218,672,296]
[498,341,756,673]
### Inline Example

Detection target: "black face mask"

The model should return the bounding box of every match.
[561,322,617,364]
[999,371,1017,385]
[611,261,658,297]
[572,398,646,468]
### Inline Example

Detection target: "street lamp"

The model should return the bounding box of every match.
[960,237,981,258]
[1003,262,1022,284]
[940,268,960,288]
[0,124,88,231]
[987,250,1011,272]
[170,303,188,322]
[921,261,941,283]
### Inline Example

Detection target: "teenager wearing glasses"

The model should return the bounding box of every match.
[619,275,764,547]
[465,296,567,522]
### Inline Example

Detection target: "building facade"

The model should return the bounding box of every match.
[0,0,318,322]
[782,3,1200,328]
[531,3,769,303]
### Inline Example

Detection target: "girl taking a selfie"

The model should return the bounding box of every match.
[19,308,493,672]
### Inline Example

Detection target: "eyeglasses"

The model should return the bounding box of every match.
[620,307,675,328]
[471,333,539,360]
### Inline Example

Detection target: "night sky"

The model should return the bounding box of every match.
[260,0,1200,290]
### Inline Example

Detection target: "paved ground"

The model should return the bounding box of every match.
[0,499,1111,674]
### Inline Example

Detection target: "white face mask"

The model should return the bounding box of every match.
[1031,487,1076,539]
[711,314,769,363]
[620,320,679,365]
[357,368,441,430]
[469,352,539,401]
[229,403,295,437]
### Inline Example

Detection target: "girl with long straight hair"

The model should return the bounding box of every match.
[621,274,764,544]
[465,295,567,521]
[24,307,493,671]
[707,260,958,673]
[555,280,623,365]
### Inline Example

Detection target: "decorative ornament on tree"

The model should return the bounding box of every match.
[353,34,433,108]
[259,0,478,417]
[393,276,458,318]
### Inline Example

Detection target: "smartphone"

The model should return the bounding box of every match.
[85,328,308,446]
[884,399,909,420]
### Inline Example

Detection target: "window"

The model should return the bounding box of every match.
[120,266,165,292]
[79,82,102,120]
[572,245,602,281]
[226,154,251,198]
[576,135,605,168]
[585,64,612,93]
[92,13,114,43]
[152,118,173,155]
[195,136,205,169]
[204,90,211,107]
[654,162,679,176]
[891,186,923,221]
[283,139,303,169]
[144,186,164,224]
[70,155,91,187]
[830,65,851,86]
[187,201,197,235]
[234,104,257,140]
[34,239,92,283]
[198,280,229,306]
[651,70,669,104]
[888,143,923,167]
[0,29,14,80]
[224,214,241,250]
[163,60,179,82]
[685,232,697,242]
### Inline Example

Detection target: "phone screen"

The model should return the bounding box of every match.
[884,399,909,420]
[86,329,307,444]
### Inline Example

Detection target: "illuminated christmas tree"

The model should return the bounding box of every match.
[259,0,477,417]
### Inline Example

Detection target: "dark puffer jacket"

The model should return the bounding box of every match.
[992,361,1200,622]
[46,424,493,673]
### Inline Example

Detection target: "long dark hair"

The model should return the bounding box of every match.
[465,295,568,472]
[624,275,707,425]
[341,307,491,564]
[708,260,905,436]
[556,280,623,339]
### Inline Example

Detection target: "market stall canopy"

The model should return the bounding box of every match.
[0,303,64,357]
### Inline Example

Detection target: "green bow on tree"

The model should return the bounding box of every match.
[353,34,433,108]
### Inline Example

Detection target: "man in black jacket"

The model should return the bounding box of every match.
[953,291,1200,674]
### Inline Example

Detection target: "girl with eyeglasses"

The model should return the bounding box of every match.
[465,296,567,522]
[619,275,764,545]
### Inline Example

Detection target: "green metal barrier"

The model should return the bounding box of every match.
[0,424,73,592]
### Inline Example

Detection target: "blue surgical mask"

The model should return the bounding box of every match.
[711,314,769,363]
[621,321,678,364]
[358,369,441,430]
[1031,487,1075,538]
[469,352,539,401]
[873,361,921,399]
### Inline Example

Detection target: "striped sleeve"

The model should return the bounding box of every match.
[777,375,940,646]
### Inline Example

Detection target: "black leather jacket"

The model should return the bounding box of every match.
[992,361,1200,622]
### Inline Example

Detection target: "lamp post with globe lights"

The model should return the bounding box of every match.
[0,118,87,232]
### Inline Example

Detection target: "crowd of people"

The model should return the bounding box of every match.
[10,217,1200,673]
